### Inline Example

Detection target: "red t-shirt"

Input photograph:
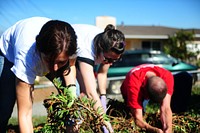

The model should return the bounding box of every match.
[120,64,174,109]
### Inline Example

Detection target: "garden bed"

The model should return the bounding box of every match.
[7,80,200,133]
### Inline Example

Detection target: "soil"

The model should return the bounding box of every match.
[33,87,58,103]
[6,83,200,132]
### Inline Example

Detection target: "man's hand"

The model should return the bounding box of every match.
[133,108,163,133]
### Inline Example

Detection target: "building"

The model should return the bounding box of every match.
[117,25,200,52]
[96,16,200,56]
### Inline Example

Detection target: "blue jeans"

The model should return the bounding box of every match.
[0,51,16,133]
[143,99,150,113]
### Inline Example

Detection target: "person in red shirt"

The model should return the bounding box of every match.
[120,64,174,133]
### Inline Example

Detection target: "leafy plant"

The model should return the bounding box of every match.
[107,99,200,133]
[34,78,111,133]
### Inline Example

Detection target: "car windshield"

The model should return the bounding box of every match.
[110,51,179,68]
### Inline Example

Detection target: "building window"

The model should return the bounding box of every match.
[142,41,161,50]
[142,41,151,49]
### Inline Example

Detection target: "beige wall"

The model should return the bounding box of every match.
[95,16,116,29]
[124,39,143,50]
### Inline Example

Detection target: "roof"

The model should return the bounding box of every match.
[116,25,200,39]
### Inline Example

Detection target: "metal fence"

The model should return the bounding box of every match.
[35,70,200,89]
[107,70,200,81]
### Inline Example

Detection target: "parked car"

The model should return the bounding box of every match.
[104,49,199,94]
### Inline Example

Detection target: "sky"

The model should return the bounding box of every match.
[0,0,200,33]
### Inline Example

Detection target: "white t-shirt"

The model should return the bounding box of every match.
[0,17,51,84]
[72,24,103,64]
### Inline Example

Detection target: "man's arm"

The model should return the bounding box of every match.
[160,94,172,133]
[132,108,163,133]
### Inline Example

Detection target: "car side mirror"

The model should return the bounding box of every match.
[172,61,179,66]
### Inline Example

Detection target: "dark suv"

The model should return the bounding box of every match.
[106,49,199,94]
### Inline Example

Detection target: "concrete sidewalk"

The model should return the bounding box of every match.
[11,102,48,118]
[11,87,57,118]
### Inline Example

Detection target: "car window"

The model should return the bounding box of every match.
[141,54,149,60]
[111,53,152,67]
[151,53,176,64]
[141,53,153,63]
[110,51,180,68]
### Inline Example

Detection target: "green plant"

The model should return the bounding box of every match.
[172,112,200,133]
[106,97,200,133]
[34,78,111,133]
[164,29,195,61]
[192,84,200,95]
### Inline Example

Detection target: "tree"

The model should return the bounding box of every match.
[164,30,195,62]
